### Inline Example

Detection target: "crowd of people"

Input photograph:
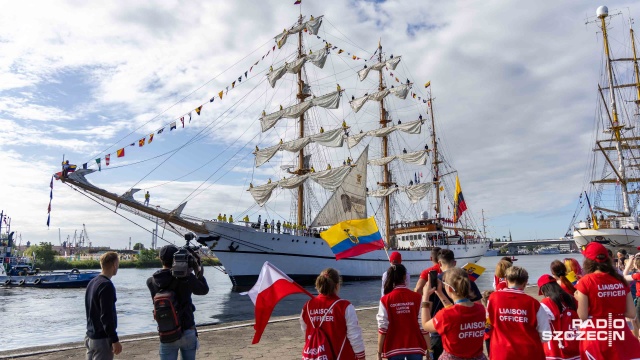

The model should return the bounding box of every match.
[299,242,640,360]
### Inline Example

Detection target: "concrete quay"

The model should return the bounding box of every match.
[0,287,542,360]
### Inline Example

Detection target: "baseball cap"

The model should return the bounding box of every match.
[581,242,609,263]
[159,245,179,262]
[389,251,402,264]
[537,274,556,295]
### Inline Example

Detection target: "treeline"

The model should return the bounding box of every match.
[38,257,221,270]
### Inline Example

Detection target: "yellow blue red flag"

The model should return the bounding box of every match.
[462,263,485,282]
[320,217,385,260]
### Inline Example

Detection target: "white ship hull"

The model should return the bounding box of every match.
[573,228,640,249]
[201,221,488,287]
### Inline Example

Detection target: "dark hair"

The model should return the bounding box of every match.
[495,260,512,278]
[618,249,628,256]
[481,290,494,307]
[505,266,528,286]
[607,249,613,258]
[540,282,577,312]
[316,268,341,295]
[500,256,513,264]
[437,249,455,265]
[583,258,628,287]
[443,267,471,299]
[383,264,407,295]
[431,247,442,261]
[550,260,577,294]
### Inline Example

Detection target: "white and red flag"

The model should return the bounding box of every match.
[241,261,313,344]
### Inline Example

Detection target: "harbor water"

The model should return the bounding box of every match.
[0,253,582,351]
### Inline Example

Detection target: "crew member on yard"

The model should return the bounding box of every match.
[144,191,150,206]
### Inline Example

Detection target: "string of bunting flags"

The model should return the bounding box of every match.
[83,26,375,172]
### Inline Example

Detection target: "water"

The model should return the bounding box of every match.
[0,253,582,351]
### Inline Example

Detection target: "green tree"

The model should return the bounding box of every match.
[133,242,145,250]
[139,248,158,262]
[32,242,58,267]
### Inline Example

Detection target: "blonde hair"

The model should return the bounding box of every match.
[315,268,341,295]
[505,266,528,286]
[443,267,472,299]
[495,260,513,278]
[100,252,119,269]
[481,290,494,307]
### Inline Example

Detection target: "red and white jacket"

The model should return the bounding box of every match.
[300,294,365,359]
[486,288,550,360]
[377,286,428,358]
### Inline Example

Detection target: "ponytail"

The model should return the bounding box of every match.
[383,264,407,295]
[315,268,341,295]
[550,260,576,294]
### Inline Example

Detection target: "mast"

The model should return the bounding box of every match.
[378,40,392,245]
[598,7,631,216]
[296,14,307,227]
[482,209,487,239]
[428,89,441,218]
[630,22,640,105]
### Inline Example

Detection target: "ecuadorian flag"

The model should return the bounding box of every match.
[462,263,485,282]
[320,217,385,260]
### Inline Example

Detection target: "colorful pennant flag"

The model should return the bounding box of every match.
[95,158,101,171]
[149,134,154,144]
[180,117,184,128]
[219,90,224,99]
[232,81,236,89]
[338,49,344,54]
[188,112,192,122]
[82,163,88,170]
[105,154,110,166]
[117,148,125,158]
[453,176,467,223]
[424,81,431,88]
[158,128,164,134]
[210,96,215,102]
[240,261,312,344]
[195,106,202,115]
[170,122,177,131]
[129,142,135,147]
[139,138,145,147]
[320,217,385,260]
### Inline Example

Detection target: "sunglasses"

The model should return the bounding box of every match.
[442,281,456,292]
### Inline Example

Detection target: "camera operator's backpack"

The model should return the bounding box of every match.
[153,278,183,343]
[302,299,346,360]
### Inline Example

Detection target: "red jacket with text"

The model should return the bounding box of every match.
[376,286,428,358]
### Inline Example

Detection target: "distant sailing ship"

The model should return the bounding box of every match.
[572,6,640,249]
[58,14,487,287]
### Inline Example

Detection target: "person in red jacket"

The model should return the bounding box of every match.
[377,264,428,360]
[537,274,579,360]
[300,268,366,360]
[550,260,577,295]
[574,242,640,360]
[421,267,487,360]
[415,247,442,294]
[486,266,549,360]
[493,260,512,291]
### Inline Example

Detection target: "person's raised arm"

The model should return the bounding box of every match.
[623,256,635,281]
[420,282,439,331]
[625,292,637,319]
[575,291,589,321]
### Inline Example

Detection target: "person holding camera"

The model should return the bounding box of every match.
[147,244,209,360]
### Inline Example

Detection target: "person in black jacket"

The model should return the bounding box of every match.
[85,251,122,359]
[147,245,209,360]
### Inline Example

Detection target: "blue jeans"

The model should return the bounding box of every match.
[159,329,198,360]
[389,354,423,360]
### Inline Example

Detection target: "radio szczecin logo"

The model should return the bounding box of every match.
[541,313,625,347]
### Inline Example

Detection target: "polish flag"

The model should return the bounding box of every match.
[241,261,313,344]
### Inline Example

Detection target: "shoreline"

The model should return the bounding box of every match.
[0,286,542,359]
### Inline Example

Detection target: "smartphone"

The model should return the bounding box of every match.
[429,270,438,289]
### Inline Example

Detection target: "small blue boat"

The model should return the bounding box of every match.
[1,229,99,288]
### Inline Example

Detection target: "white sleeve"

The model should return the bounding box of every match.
[381,272,387,296]
[299,308,307,334]
[345,304,366,356]
[539,303,555,321]
[376,300,389,333]
[536,305,551,343]
[406,273,411,289]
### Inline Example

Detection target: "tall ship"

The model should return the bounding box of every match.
[572,6,640,249]
[57,14,487,287]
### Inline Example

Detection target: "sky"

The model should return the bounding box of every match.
[1,0,639,249]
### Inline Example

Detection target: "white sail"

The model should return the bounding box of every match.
[260,91,341,132]
[368,150,428,167]
[347,119,423,148]
[358,56,402,81]
[349,84,411,113]
[249,165,353,206]
[254,128,344,167]
[368,183,430,203]
[267,48,329,88]
[275,16,324,49]
[310,145,368,227]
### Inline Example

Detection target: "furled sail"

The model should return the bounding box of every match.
[275,16,324,49]
[260,91,341,132]
[368,150,428,166]
[368,183,431,204]
[310,145,368,227]
[267,48,329,88]
[349,84,411,113]
[249,165,353,207]
[358,56,402,81]
[347,119,423,148]
[255,128,344,167]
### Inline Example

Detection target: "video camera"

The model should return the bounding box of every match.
[172,233,203,278]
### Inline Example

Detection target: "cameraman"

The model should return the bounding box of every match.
[147,245,209,360]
